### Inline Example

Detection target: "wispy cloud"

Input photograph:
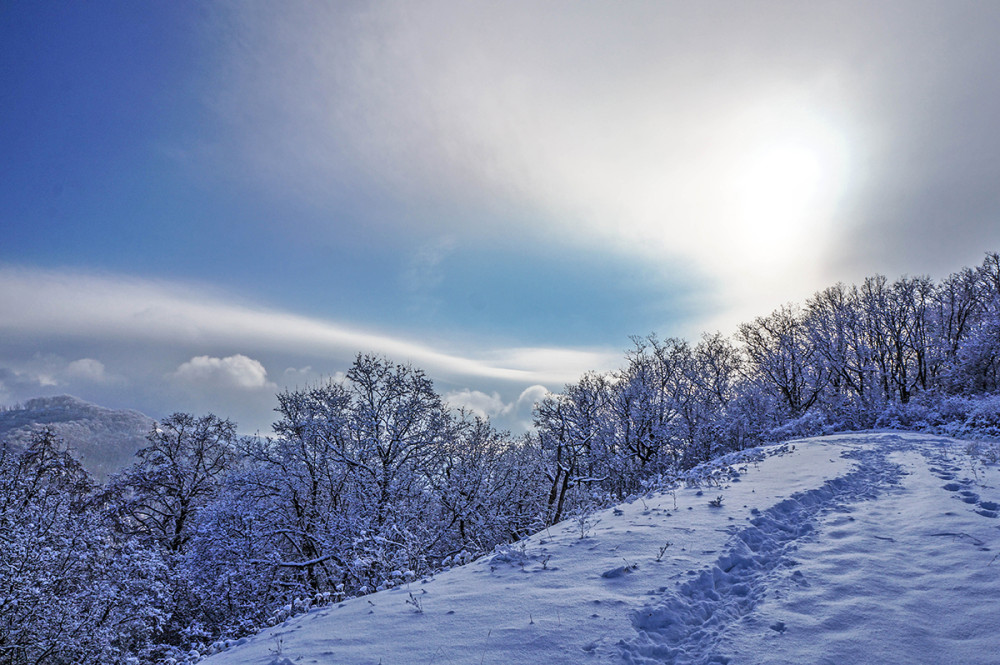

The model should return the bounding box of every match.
[0,367,53,404]
[402,235,458,315]
[0,265,620,388]
[65,358,115,384]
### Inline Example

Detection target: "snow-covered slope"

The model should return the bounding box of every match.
[0,395,153,480]
[202,432,1000,665]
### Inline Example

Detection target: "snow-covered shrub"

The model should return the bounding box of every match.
[962,394,1000,437]
[873,393,1000,440]
[767,409,833,441]
[875,400,937,431]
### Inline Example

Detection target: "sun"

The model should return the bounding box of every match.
[734,140,830,248]
[741,143,824,211]
[725,112,850,262]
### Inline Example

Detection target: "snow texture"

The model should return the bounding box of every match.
[202,432,1000,664]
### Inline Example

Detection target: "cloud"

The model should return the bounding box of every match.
[202,2,1000,333]
[281,366,346,388]
[205,4,858,317]
[0,367,54,405]
[65,358,110,383]
[0,265,619,388]
[172,355,274,391]
[0,356,118,404]
[282,365,314,382]
[0,266,620,433]
[444,389,506,420]
[445,384,549,431]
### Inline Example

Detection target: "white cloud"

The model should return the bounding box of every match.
[445,383,550,431]
[0,356,123,400]
[0,366,52,404]
[172,355,274,391]
[65,358,109,383]
[282,365,314,381]
[280,366,347,388]
[0,266,607,432]
[444,389,506,420]
[514,384,550,409]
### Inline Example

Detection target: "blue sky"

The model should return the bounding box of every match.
[3,1,1000,433]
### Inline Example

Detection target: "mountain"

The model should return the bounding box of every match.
[201,432,1000,665]
[0,394,153,481]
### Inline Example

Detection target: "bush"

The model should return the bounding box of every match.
[873,393,1000,440]
[963,394,1000,438]
[767,410,834,441]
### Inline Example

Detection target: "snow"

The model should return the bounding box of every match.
[201,432,1000,664]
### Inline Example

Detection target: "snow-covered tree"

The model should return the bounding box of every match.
[109,413,240,553]
[427,415,546,557]
[678,333,746,463]
[228,355,461,602]
[947,253,1000,392]
[0,430,165,664]
[533,372,611,522]
[739,305,830,417]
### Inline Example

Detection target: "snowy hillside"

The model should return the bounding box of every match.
[201,432,1000,665]
[0,395,153,480]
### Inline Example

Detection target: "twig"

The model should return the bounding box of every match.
[480,629,492,665]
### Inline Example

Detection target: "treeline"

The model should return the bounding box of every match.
[539,252,1000,516]
[2,253,1000,664]
[2,360,549,665]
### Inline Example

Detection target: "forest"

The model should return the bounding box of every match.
[2,252,999,665]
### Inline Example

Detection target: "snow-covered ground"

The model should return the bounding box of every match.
[202,432,1000,665]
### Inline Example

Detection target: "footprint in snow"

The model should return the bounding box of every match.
[622,446,903,664]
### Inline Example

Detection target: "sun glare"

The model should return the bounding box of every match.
[724,105,851,264]
[741,143,824,210]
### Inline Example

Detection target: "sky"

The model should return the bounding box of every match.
[3,1,1000,434]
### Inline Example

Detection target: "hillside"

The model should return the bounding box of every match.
[0,395,153,480]
[201,432,1000,665]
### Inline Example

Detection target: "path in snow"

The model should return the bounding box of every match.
[622,443,905,664]
[200,434,1000,665]
[623,433,1000,665]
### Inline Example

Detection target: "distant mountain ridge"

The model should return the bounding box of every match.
[0,394,154,480]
